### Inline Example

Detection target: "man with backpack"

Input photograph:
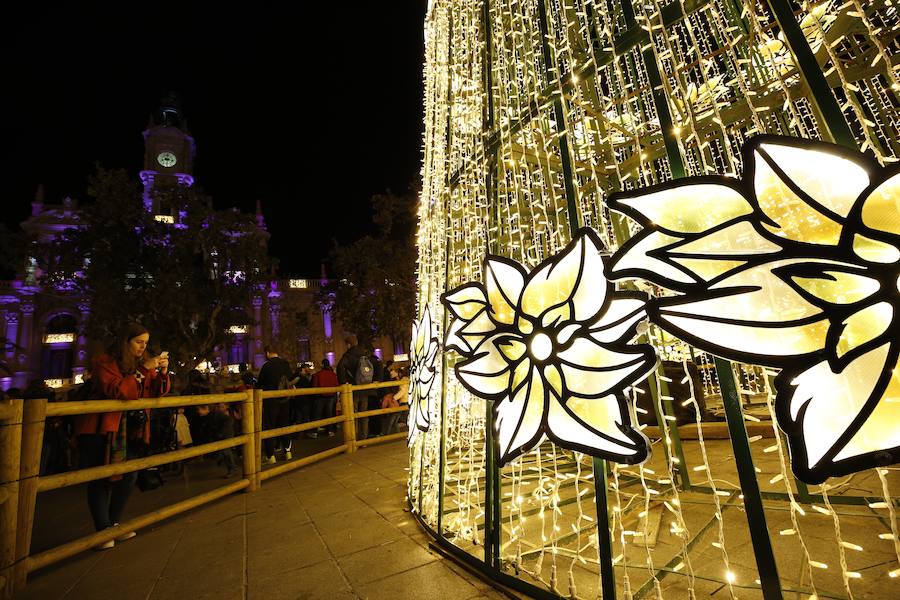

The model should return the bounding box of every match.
[336,334,373,440]
[257,346,295,464]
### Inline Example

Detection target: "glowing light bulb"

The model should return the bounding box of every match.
[530,332,552,361]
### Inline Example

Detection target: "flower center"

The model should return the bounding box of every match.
[530,332,553,362]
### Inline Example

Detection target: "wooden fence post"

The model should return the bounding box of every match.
[13,398,47,591]
[0,398,24,600]
[253,389,263,489]
[340,385,356,453]
[241,390,258,492]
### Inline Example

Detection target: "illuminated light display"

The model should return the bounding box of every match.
[607,136,900,484]
[42,333,75,344]
[407,306,440,443]
[288,279,308,289]
[413,0,900,597]
[442,229,655,465]
[227,325,248,334]
[154,214,175,224]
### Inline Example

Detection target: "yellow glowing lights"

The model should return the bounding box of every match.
[529,332,552,362]
[43,333,75,344]
[442,229,656,466]
[407,306,441,444]
[608,136,900,484]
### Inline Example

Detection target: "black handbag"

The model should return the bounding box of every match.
[136,466,164,491]
[126,409,147,430]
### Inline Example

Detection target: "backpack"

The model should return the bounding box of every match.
[277,373,293,391]
[355,356,374,385]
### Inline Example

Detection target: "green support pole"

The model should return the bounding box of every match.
[480,0,501,571]
[536,0,581,226]
[484,399,502,569]
[625,2,782,592]
[763,0,856,148]
[592,457,618,599]
[619,0,684,177]
[716,358,783,600]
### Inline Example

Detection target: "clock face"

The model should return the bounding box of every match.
[157,151,177,168]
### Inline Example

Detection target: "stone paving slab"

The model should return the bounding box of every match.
[14,441,510,600]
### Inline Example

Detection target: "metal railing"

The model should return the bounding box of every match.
[0,379,408,598]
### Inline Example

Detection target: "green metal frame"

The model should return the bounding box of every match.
[420,0,894,598]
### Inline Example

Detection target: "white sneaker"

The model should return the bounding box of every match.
[327,431,335,437]
[112,523,137,542]
[95,539,115,550]
[285,450,293,460]
[264,455,276,465]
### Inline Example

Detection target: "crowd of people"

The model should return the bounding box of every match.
[2,324,408,551]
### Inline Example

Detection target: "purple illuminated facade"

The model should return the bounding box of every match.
[0,99,396,391]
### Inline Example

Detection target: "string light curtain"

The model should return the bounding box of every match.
[412,0,900,598]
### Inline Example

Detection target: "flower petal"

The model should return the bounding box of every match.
[833,352,900,462]
[607,230,695,286]
[415,381,432,431]
[835,302,893,359]
[779,343,891,481]
[589,298,646,344]
[495,366,546,465]
[670,220,783,257]
[758,141,870,218]
[654,261,832,363]
[498,338,527,363]
[485,259,524,325]
[658,313,829,364]
[789,269,881,306]
[445,317,469,354]
[852,234,900,264]
[546,393,648,463]
[458,309,495,351]
[671,260,826,323]
[669,257,748,281]
[557,337,656,398]
[443,283,488,320]
[754,148,845,245]
[861,172,900,237]
[520,230,608,325]
[455,337,513,400]
[615,182,753,233]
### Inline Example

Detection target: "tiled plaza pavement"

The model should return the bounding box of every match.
[15,441,509,600]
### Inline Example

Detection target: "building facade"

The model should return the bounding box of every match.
[0,98,396,391]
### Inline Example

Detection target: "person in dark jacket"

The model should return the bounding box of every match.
[336,335,369,439]
[257,346,294,463]
[291,362,314,427]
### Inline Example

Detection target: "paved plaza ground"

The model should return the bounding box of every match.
[14,440,509,600]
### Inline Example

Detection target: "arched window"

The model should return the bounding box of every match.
[42,314,77,379]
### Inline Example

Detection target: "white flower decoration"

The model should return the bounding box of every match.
[408,306,440,444]
[442,228,656,466]
[607,135,900,483]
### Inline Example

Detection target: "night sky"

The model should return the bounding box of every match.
[0,3,428,275]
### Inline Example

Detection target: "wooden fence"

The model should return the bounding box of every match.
[0,380,408,598]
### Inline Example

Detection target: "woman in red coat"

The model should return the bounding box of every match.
[73,322,171,548]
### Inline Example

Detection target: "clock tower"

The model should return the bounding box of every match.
[139,92,197,214]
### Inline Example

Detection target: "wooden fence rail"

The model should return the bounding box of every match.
[0,379,409,599]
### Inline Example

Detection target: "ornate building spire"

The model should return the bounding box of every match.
[255,199,267,230]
